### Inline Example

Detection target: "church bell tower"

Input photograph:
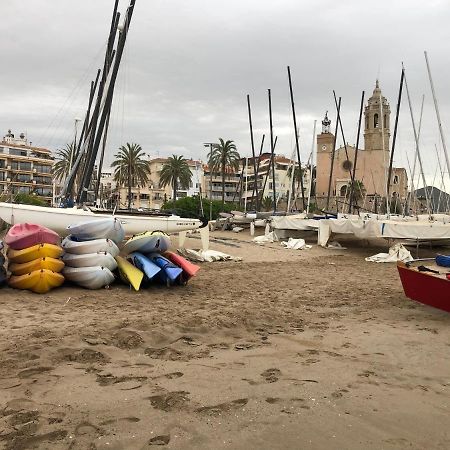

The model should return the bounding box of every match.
[364,80,390,152]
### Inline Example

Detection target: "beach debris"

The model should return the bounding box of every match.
[177,248,242,262]
[232,226,244,233]
[252,231,275,244]
[280,238,312,250]
[365,243,413,263]
[327,241,346,249]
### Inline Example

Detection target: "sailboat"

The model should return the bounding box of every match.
[0,0,204,236]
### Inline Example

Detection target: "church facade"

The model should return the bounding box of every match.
[315,81,408,211]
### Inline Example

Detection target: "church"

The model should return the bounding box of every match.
[315,81,408,211]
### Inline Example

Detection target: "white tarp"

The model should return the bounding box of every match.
[271,214,319,231]
[177,248,242,262]
[253,232,275,244]
[280,238,312,250]
[318,217,450,247]
[365,243,413,263]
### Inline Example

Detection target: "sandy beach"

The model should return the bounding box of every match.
[1,231,449,449]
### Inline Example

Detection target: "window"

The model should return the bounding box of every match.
[34,175,52,184]
[17,174,31,182]
[20,162,32,171]
[0,160,5,169]
[374,113,379,128]
[9,148,27,157]
[0,172,4,181]
[34,164,52,174]
[393,175,399,184]
[384,114,387,128]
[0,147,3,153]
[140,194,149,200]
[340,185,348,197]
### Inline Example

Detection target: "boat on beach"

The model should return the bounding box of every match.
[0,202,202,236]
[397,259,450,313]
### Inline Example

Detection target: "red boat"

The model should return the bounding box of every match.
[397,260,450,313]
[4,223,60,250]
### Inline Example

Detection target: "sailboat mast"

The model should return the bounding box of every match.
[79,0,136,204]
[268,89,277,213]
[287,66,306,210]
[246,95,259,210]
[386,69,404,212]
[326,97,341,211]
[349,91,365,214]
[424,51,450,186]
[403,65,431,216]
[306,120,317,215]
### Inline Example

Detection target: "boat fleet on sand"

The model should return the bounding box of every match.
[0,218,199,294]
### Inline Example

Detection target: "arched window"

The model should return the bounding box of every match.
[340,185,348,197]
[374,113,379,128]
[393,175,399,184]
[384,114,387,128]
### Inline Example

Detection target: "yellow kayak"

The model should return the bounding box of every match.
[115,255,143,291]
[9,269,65,294]
[9,257,65,276]
[8,243,63,264]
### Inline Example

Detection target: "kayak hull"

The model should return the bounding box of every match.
[8,243,64,264]
[63,266,115,289]
[5,223,60,250]
[67,218,125,244]
[9,257,65,276]
[122,231,171,255]
[62,251,118,271]
[9,269,65,294]
[116,255,143,291]
[62,237,119,256]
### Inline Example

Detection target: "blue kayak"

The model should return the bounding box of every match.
[436,254,450,268]
[147,253,183,285]
[127,252,161,281]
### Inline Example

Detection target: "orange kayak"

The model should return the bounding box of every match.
[9,269,65,294]
[9,257,65,276]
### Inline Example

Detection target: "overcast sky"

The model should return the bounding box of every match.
[2,0,450,189]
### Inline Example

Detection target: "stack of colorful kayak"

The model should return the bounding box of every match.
[0,240,6,287]
[5,223,65,294]
[118,231,200,290]
[62,218,122,289]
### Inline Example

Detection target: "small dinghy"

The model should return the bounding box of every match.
[62,251,118,271]
[122,231,171,255]
[116,255,144,291]
[5,223,60,250]
[9,257,65,276]
[9,269,65,294]
[148,253,183,285]
[62,236,119,256]
[8,243,64,264]
[63,266,115,289]
[164,251,200,282]
[67,217,125,244]
[127,252,161,281]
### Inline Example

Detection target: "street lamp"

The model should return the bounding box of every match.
[204,142,216,221]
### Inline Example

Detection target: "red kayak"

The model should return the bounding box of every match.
[5,223,60,250]
[397,261,450,313]
[164,251,200,281]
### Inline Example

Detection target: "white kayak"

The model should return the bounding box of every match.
[121,231,171,255]
[0,202,202,236]
[61,236,120,256]
[62,251,118,271]
[63,266,115,289]
[67,218,125,244]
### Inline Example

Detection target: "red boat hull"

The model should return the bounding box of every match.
[397,262,450,313]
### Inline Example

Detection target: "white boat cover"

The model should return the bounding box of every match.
[318,217,450,247]
[67,218,125,244]
[62,237,120,256]
[62,251,118,271]
[365,243,413,263]
[63,266,115,289]
[271,214,319,231]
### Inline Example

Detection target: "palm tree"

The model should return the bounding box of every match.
[159,155,192,202]
[53,142,81,198]
[208,139,240,207]
[53,142,76,183]
[111,143,150,209]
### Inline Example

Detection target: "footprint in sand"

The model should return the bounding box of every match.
[261,368,281,383]
[110,329,144,349]
[196,398,248,416]
[147,391,191,412]
[96,373,147,387]
[17,366,53,379]
[144,347,185,361]
[148,434,170,445]
[58,348,110,364]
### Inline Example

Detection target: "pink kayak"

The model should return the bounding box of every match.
[5,223,60,250]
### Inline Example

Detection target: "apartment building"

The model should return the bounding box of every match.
[0,130,54,204]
